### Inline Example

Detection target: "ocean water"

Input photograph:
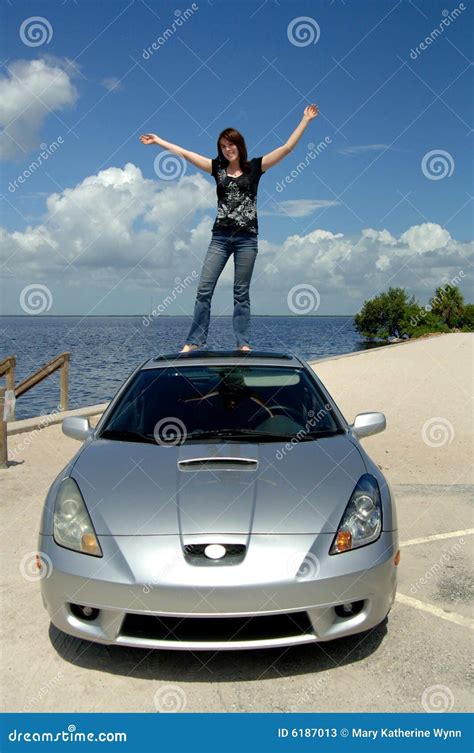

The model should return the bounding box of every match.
[0,315,378,420]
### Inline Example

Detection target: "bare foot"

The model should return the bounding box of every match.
[180,344,199,353]
[238,345,252,352]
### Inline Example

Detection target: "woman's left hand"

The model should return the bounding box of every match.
[303,103,319,121]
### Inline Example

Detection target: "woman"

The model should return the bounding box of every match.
[139,103,319,352]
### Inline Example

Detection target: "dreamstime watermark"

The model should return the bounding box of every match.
[22,672,64,712]
[20,551,53,582]
[409,271,465,327]
[275,403,333,460]
[19,16,53,46]
[421,417,454,448]
[153,151,187,180]
[286,551,320,580]
[276,138,332,193]
[20,284,53,314]
[289,675,328,712]
[421,684,454,712]
[409,3,466,59]
[421,149,455,180]
[9,402,64,460]
[143,272,198,327]
[153,417,188,445]
[142,5,199,59]
[142,558,180,592]
[287,16,321,47]
[287,283,321,314]
[8,726,127,744]
[154,684,187,712]
[409,538,465,595]
[8,138,64,193]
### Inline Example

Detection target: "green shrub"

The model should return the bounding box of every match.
[354,287,417,340]
[460,303,474,331]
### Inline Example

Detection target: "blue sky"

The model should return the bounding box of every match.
[0,0,472,315]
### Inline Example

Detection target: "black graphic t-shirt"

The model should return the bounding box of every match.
[211,156,265,236]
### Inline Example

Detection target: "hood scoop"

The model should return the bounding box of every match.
[178,457,259,472]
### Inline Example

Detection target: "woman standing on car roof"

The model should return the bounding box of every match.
[139,103,319,352]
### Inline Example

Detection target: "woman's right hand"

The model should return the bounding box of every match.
[139,133,159,145]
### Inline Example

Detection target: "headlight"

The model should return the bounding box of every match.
[53,477,102,557]
[330,474,382,554]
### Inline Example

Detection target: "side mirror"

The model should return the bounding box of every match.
[62,416,94,442]
[350,412,386,439]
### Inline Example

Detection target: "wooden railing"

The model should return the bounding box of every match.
[0,352,70,468]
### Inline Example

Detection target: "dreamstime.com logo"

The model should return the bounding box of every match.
[154,684,187,712]
[409,4,466,60]
[8,138,64,193]
[286,552,320,580]
[275,404,333,460]
[20,552,53,582]
[22,672,64,713]
[8,725,127,743]
[142,560,179,593]
[153,417,188,445]
[421,417,454,448]
[19,16,53,46]
[287,16,321,47]
[421,685,455,712]
[9,402,64,460]
[421,149,455,180]
[142,5,199,59]
[20,284,53,314]
[275,138,332,193]
[143,273,198,327]
[409,538,465,595]
[287,283,321,314]
[154,150,187,181]
[409,271,465,327]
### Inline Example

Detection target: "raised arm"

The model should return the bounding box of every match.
[139,133,212,174]
[261,104,319,172]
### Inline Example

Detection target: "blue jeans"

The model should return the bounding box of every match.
[186,230,258,348]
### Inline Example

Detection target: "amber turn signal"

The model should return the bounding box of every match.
[335,530,352,552]
[394,549,401,566]
[81,533,101,556]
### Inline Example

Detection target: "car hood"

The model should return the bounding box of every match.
[71,435,367,536]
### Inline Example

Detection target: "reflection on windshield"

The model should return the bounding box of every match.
[181,368,275,415]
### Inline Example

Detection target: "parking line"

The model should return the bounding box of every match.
[396,592,474,630]
[400,529,474,547]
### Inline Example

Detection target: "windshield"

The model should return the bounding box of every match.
[99,365,342,444]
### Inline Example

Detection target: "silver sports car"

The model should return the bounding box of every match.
[38,350,399,651]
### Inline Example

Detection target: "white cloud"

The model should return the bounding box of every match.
[261,198,340,217]
[0,58,78,160]
[338,144,390,155]
[400,222,450,253]
[101,77,122,92]
[1,162,472,314]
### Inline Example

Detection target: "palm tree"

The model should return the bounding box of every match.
[430,285,464,328]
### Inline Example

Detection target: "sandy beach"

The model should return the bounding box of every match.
[1,332,472,713]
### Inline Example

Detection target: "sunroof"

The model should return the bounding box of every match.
[152,350,294,362]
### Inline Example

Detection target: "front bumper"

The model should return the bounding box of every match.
[39,532,398,650]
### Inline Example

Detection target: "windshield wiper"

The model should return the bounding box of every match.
[99,429,156,445]
[184,428,342,442]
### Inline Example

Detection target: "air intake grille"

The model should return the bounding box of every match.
[183,543,246,565]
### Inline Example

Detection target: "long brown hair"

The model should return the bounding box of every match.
[216,128,251,173]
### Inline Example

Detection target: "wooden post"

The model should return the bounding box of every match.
[0,387,7,469]
[5,357,16,421]
[0,356,16,423]
[60,354,69,411]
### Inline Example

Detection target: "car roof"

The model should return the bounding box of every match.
[141,350,305,370]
